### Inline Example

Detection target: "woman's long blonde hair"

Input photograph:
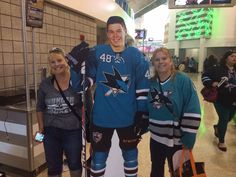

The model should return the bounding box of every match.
[151,47,176,80]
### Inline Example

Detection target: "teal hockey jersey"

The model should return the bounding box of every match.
[86,44,150,128]
[148,72,201,149]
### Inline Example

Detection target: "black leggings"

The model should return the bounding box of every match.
[150,139,182,177]
[214,102,236,143]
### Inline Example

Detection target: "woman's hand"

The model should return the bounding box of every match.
[34,131,44,143]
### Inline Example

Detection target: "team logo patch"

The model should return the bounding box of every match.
[150,88,173,109]
[101,66,130,96]
[93,132,103,143]
[114,53,125,63]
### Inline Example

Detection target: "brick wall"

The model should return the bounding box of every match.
[0,0,97,91]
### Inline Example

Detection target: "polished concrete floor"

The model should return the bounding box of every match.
[4,73,236,177]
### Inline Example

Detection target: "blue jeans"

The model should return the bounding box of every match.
[43,127,82,176]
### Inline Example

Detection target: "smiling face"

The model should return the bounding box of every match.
[49,53,68,75]
[152,50,173,76]
[107,23,126,52]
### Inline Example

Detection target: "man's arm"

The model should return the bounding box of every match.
[67,41,94,92]
[134,51,150,136]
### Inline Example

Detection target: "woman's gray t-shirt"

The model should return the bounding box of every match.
[36,76,82,130]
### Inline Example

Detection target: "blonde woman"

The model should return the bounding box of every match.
[36,48,82,177]
[148,48,201,177]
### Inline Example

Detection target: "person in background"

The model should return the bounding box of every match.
[68,16,150,177]
[36,48,83,177]
[126,36,135,47]
[183,57,189,72]
[148,48,201,177]
[188,57,196,73]
[203,55,218,72]
[202,50,236,151]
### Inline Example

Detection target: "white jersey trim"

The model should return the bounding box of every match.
[136,89,149,93]
[183,113,201,118]
[149,119,180,126]
[181,127,198,133]
[150,133,182,147]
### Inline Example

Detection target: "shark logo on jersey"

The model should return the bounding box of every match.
[150,88,172,109]
[101,67,130,96]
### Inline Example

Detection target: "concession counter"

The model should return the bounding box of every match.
[0,90,46,176]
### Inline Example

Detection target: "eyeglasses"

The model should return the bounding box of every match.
[49,47,65,54]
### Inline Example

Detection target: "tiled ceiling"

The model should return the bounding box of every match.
[127,0,167,18]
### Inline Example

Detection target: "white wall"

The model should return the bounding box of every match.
[48,0,136,37]
[209,6,236,47]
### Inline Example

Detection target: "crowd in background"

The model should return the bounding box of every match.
[172,56,198,73]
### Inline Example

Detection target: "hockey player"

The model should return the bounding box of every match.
[67,16,150,177]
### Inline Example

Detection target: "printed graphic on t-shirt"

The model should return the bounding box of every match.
[45,97,74,114]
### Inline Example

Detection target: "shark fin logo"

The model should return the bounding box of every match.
[150,88,172,109]
[101,67,130,96]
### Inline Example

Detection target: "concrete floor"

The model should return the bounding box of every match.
[4,73,236,177]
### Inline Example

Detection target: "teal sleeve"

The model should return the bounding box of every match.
[180,76,201,149]
[135,52,150,112]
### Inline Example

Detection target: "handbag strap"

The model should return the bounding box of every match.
[157,75,177,118]
[179,149,197,177]
[54,76,81,122]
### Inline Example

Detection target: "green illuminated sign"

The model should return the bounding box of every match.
[175,8,213,40]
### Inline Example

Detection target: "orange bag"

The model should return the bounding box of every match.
[173,149,206,177]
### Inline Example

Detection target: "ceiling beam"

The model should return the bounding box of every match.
[134,0,167,19]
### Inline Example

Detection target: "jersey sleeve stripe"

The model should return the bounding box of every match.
[181,119,200,127]
[149,126,181,138]
[136,96,148,100]
[183,113,201,118]
[136,89,150,93]
[136,89,149,100]
[180,127,198,133]
[149,119,180,126]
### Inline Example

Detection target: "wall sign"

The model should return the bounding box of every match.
[175,8,213,40]
[26,0,45,28]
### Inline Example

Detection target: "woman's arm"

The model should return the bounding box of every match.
[36,111,44,133]
[201,66,219,87]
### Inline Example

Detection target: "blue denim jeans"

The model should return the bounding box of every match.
[43,127,82,176]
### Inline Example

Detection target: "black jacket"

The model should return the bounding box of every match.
[202,65,236,108]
